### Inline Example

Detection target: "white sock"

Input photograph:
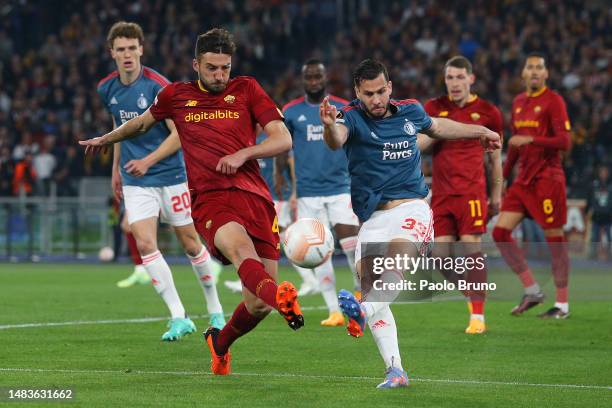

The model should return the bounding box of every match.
[339,236,360,291]
[367,304,403,370]
[188,246,223,315]
[315,258,340,313]
[554,302,569,313]
[142,250,185,319]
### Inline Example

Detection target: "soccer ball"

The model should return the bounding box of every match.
[98,246,115,262]
[283,218,334,268]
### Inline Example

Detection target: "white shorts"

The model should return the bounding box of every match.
[274,200,294,229]
[297,193,359,229]
[355,199,434,262]
[123,183,194,227]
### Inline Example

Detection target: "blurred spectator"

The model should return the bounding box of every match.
[586,164,612,256]
[0,146,14,196]
[12,132,39,161]
[33,134,57,196]
[13,153,37,197]
[54,145,83,196]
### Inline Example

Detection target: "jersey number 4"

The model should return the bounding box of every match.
[171,192,191,213]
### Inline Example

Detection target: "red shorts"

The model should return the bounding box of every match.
[431,193,488,237]
[191,188,280,265]
[501,178,567,229]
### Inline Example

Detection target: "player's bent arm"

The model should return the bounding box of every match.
[244,120,292,160]
[138,119,181,168]
[323,123,348,150]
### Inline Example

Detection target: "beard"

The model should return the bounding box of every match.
[201,78,228,94]
[305,88,325,102]
[365,104,389,119]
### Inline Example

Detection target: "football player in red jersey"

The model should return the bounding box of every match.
[492,53,571,319]
[81,28,304,375]
[419,56,503,334]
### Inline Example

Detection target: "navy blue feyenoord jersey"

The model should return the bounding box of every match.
[283,95,350,197]
[338,99,432,222]
[97,67,186,187]
[256,132,292,201]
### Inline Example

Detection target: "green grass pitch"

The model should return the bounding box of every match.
[0,263,611,407]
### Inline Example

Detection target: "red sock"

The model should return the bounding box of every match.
[492,226,535,288]
[470,300,485,315]
[546,235,570,302]
[126,232,142,265]
[238,259,278,309]
[466,252,487,314]
[216,302,263,355]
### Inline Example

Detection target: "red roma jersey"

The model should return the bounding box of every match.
[149,76,283,201]
[424,95,503,195]
[509,87,570,185]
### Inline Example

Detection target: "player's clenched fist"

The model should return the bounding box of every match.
[479,128,502,152]
[319,96,338,127]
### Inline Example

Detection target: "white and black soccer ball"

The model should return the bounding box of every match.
[283,218,334,268]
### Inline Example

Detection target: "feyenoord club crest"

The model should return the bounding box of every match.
[403,120,416,135]
[137,94,148,109]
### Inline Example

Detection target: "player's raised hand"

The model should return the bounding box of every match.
[479,128,502,152]
[79,135,112,155]
[216,150,248,175]
[124,159,150,177]
[319,96,337,127]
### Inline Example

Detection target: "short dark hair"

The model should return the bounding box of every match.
[195,28,236,58]
[445,55,473,74]
[303,58,324,67]
[107,21,144,49]
[353,59,389,87]
[525,52,547,68]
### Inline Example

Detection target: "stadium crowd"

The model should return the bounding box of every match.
[0,0,609,199]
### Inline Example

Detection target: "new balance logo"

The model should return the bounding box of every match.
[371,319,390,330]
[298,114,307,122]
[110,97,118,105]
[185,100,198,107]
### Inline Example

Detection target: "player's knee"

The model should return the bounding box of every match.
[136,239,157,256]
[492,226,511,243]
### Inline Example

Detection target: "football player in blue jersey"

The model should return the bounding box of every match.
[97,22,225,340]
[279,60,361,327]
[321,59,500,388]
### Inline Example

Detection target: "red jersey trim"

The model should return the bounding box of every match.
[282,96,305,112]
[340,105,357,112]
[329,95,350,105]
[391,99,419,106]
[97,71,119,88]
[143,67,170,87]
